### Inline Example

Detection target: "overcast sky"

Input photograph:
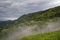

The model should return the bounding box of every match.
[0,0,60,21]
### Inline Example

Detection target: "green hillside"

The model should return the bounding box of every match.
[17,6,60,22]
[0,6,60,29]
[19,30,60,40]
[0,6,60,38]
[15,6,60,26]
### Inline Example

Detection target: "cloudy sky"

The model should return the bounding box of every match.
[0,0,60,21]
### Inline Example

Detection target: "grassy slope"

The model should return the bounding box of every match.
[19,30,60,40]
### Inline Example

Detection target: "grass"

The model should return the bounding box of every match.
[19,30,60,40]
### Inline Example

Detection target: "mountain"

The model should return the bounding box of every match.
[0,6,60,40]
[17,6,60,22]
[0,20,15,31]
[0,6,60,29]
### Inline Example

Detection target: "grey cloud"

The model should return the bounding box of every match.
[0,0,60,21]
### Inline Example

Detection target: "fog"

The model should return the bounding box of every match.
[0,18,60,40]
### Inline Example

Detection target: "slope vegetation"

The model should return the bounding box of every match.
[20,30,60,40]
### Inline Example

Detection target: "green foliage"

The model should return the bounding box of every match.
[17,6,60,23]
[19,30,60,40]
[0,29,10,38]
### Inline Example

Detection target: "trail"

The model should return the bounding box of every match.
[0,19,60,40]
